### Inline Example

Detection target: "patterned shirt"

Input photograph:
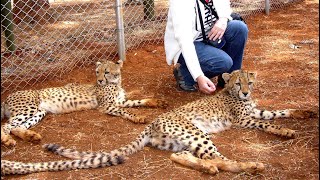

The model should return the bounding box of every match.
[195,0,218,41]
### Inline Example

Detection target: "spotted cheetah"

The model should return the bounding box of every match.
[1,60,168,147]
[1,70,316,175]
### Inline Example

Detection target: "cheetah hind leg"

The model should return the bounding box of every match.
[1,134,16,147]
[170,151,264,175]
[9,109,46,143]
[10,127,42,143]
[1,125,16,147]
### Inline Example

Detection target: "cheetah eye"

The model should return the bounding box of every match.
[248,82,253,85]
[105,71,109,74]
[235,82,241,86]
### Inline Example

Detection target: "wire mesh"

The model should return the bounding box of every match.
[1,0,302,95]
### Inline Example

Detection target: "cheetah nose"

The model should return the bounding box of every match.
[98,80,103,84]
[243,92,248,96]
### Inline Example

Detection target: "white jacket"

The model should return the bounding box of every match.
[164,0,232,82]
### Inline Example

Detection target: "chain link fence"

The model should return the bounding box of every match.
[1,0,301,95]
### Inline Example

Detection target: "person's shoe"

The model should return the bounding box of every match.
[173,67,197,92]
[177,83,198,92]
[217,75,226,88]
[173,66,183,84]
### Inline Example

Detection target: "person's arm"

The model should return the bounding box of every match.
[213,0,232,20]
[170,0,203,81]
[196,75,216,94]
[208,0,232,41]
[170,0,216,94]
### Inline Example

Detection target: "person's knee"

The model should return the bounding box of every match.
[205,56,233,74]
[221,56,233,72]
[237,21,248,38]
[228,20,248,39]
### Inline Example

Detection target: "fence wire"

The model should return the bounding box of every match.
[1,0,301,95]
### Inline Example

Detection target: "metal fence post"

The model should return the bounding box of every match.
[115,0,126,61]
[265,0,270,15]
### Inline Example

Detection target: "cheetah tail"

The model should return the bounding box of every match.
[1,154,124,175]
[43,125,152,160]
[43,143,100,160]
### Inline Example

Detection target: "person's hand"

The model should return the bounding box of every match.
[208,17,228,41]
[196,75,216,94]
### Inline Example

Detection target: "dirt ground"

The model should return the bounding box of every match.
[2,0,319,179]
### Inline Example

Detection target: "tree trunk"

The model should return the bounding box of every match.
[1,0,16,52]
[143,0,155,21]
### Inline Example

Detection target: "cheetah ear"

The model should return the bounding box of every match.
[222,73,231,83]
[116,59,123,68]
[96,61,102,67]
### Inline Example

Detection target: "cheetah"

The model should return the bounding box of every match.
[1,60,167,147]
[1,70,316,175]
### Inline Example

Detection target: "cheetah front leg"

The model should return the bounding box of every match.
[250,108,317,120]
[170,151,264,175]
[99,104,146,123]
[234,116,296,138]
[119,99,168,109]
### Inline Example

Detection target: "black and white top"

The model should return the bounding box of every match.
[195,0,218,41]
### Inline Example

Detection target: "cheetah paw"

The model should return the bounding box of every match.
[291,109,318,119]
[146,99,169,108]
[240,162,265,174]
[24,131,42,143]
[155,99,169,109]
[280,128,296,138]
[132,116,147,124]
[2,138,16,147]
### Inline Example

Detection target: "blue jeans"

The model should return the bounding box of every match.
[177,20,248,86]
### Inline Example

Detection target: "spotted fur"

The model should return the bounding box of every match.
[1,70,316,175]
[1,60,168,147]
[1,154,124,175]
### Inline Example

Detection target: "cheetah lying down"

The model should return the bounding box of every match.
[1,60,167,147]
[1,70,316,175]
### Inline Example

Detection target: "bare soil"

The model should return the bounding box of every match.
[2,0,319,179]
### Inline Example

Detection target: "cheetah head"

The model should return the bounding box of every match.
[222,70,257,100]
[95,60,123,86]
